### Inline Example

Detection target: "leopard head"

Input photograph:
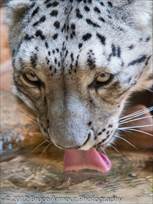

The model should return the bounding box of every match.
[6,0,152,150]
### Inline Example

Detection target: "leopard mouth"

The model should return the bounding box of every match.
[64,136,113,174]
[64,148,112,174]
[63,133,115,174]
[50,129,114,174]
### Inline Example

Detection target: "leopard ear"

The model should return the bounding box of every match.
[6,0,32,27]
[5,0,33,52]
[114,0,152,30]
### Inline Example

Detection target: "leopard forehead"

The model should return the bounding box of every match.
[11,0,151,75]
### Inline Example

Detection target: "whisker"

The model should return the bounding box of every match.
[120,106,153,121]
[120,128,153,137]
[120,108,146,120]
[119,124,153,130]
[120,111,152,123]
[18,108,38,124]
[31,140,48,153]
[115,135,137,149]
[41,143,51,155]
[97,145,107,154]
[119,115,152,125]
[146,88,153,93]
[120,113,153,125]
[110,144,120,154]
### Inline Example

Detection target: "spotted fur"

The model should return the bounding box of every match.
[6,0,152,150]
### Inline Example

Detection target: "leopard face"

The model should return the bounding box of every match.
[7,0,152,150]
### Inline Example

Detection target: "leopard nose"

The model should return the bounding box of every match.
[50,131,92,150]
[51,136,87,150]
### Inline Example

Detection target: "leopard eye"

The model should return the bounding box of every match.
[22,71,42,87]
[96,72,112,83]
[89,72,114,89]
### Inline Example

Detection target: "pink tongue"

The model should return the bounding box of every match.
[64,148,111,174]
